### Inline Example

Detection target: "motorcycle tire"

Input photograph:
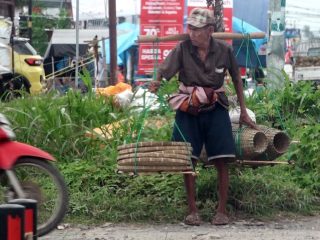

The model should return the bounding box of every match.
[11,157,68,237]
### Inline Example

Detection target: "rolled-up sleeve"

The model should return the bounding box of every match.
[157,44,182,80]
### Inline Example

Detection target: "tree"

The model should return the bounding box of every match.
[206,0,225,32]
[56,8,71,29]
[27,5,71,55]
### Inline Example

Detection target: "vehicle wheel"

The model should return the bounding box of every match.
[9,157,69,237]
[0,74,31,101]
[12,74,31,94]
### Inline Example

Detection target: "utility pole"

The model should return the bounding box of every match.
[75,0,79,88]
[28,0,32,43]
[108,0,117,85]
[267,0,286,89]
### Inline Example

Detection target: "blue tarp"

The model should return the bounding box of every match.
[102,22,139,65]
[232,17,268,68]
[233,0,269,33]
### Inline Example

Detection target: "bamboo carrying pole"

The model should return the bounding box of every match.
[236,160,290,165]
[137,32,266,43]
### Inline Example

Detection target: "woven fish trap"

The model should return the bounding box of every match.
[255,125,291,161]
[117,141,194,174]
[232,124,268,160]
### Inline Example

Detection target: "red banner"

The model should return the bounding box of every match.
[138,0,185,75]
[137,0,233,75]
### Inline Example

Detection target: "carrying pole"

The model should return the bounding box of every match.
[137,32,266,43]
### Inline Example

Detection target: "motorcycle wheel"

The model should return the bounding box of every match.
[10,157,68,237]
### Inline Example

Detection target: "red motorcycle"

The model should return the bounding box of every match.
[0,113,68,237]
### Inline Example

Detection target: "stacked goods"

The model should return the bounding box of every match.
[117,142,193,173]
[256,125,291,161]
[295,56,320,67]
[232,124,268,160]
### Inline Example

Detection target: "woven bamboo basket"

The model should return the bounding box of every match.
[117,165,193,173]
[118,147,192,155]
[255,125,291,161]
[232,124,268,160]
[116,141,194,174]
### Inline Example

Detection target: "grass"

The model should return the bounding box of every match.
[0,79,319,225]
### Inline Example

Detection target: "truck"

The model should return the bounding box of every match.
[0,16,15,97]
[292,39,320,85]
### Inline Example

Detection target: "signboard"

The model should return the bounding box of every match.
[138,0,185,75]
[137,0,233,75]
[187,0,233,33]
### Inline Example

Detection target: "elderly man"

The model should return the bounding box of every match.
[150,8,256,225]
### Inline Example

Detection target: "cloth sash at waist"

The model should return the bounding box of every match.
[168,83,225,115]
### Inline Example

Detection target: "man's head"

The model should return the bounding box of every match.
[187,8,215,29]
[187,8,215,48]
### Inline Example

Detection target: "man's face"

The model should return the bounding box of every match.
[187,25,213,47]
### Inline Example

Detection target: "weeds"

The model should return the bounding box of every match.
[0,78,319,224]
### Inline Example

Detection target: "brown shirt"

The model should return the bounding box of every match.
[158,38,240,108]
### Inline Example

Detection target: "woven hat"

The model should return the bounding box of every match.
[187,8,215,28]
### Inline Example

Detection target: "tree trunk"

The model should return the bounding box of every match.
[213,0,225,32]
[206,0,225,33]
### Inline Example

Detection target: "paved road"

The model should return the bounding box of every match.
[40,216,320,240]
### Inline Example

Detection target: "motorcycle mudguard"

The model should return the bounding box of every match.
[0,141,55,169]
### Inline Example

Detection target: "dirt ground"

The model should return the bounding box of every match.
[40,215,320,240]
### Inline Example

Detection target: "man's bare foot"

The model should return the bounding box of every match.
[211,212,229,225]
[184,212,202,226]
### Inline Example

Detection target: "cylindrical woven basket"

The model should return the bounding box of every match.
[117,152,190,161]
[117,165,193,173]
[232,124,268,160]
[118,147,192,155]
[117,141,191,150]
[256,125,291,161]
[118,157,190,166]
[117,141,194,174]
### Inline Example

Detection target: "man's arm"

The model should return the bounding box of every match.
[227,45,257,129]
[148,72,162,93]
[232,72,257,129]
[149,43,182,93]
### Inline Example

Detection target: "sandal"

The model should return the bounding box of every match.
[211,212,229,225]
[184,213,202,226]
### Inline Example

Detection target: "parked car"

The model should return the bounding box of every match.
[13,37,46,94]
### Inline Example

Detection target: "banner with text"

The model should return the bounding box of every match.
[138,0,185,75]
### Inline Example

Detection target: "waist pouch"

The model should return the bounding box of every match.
[172,87,218,116]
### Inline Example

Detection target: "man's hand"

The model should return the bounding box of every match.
[148,81,161,93]
[239,111,258,130]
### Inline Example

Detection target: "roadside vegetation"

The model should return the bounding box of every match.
[0,73,319,224]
